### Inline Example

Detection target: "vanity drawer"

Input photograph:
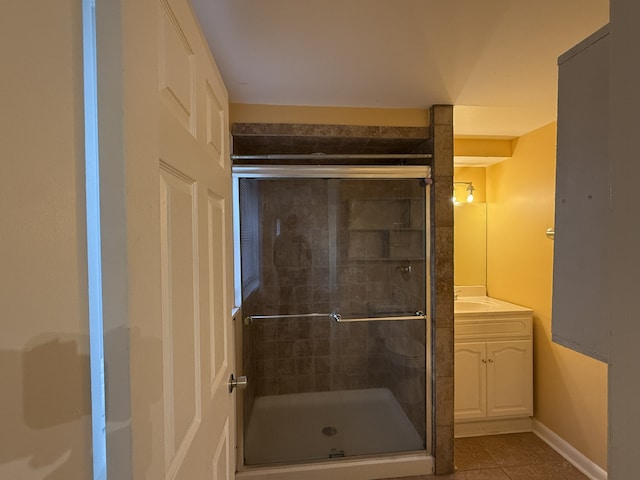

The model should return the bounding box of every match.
[455,316,532,341]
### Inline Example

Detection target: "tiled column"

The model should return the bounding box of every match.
[429,105,455,475]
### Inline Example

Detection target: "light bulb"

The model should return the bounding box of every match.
[466,183,475,202]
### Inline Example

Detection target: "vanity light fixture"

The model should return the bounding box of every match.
[453,181,475,203]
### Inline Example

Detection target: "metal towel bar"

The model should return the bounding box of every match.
[334,312,426,323]
[243,311,425,325]
[243,312,339,326]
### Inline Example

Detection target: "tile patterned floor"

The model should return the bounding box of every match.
[384,433,590,480]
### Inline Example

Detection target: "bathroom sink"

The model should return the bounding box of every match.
[454,300,493,312]
[454,295,533,315]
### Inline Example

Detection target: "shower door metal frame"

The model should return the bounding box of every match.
[233,164,432,179]
[232,164,433,474]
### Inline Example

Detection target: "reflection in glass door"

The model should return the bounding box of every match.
[235,169,429,466]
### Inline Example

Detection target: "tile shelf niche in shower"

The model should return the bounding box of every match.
[348,229,424,260]
[348,198,424,260]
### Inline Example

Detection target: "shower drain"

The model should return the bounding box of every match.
[322,426,338,436]
[329,448,345,458]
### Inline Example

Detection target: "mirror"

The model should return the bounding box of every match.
[454,202,487,286]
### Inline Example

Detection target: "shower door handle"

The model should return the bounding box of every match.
[228,374,248,393]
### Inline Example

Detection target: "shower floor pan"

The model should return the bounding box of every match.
[244,387,423,465]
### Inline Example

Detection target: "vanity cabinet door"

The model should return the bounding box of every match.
[454,342,487,421]
[486,340,533,418]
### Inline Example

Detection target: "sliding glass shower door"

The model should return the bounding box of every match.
[235,167,430,466]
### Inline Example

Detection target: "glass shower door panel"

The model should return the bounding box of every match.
[239,177,427,465]
[335,179,426,320]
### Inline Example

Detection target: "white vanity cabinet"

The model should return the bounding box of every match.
[454,297,533,437]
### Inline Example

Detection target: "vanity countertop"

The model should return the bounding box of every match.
[455,295,533,316]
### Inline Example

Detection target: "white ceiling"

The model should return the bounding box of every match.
[191,0,608,137]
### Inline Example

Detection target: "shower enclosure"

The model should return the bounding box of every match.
[234,165,431,473]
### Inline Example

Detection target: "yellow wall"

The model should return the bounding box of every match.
[454,168,487,285]
[486,122,607,469]
[230,103,430,126]
[454,137,513,158]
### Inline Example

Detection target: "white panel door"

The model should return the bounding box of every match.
[454,342,486,421]
[119,0,235,478]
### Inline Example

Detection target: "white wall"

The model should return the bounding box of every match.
[0,2,93,479]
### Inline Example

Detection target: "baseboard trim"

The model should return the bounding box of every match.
[455,417,532,438]
[532,419,607,480]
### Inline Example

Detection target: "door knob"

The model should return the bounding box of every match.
[228,374,248,393]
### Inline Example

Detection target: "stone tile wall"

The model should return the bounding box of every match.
[428,105,455,474]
